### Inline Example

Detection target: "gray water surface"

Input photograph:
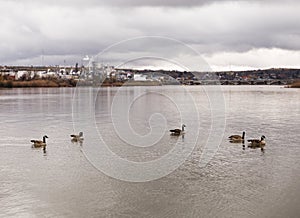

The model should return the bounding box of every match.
[0,86,299,217]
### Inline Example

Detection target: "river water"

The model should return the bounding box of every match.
[0,86,299,217]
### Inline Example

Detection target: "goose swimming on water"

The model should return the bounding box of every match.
[228,131,245,143]
[170,124,186,136]
[70,132,84,142]
[31,135,48,151]
[248,135,266,148]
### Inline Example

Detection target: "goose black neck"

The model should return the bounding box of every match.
[242,132,245,139]
[43,136,46,143]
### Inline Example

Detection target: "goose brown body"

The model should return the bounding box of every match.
[70,132,84,142]
[31,135,48,149]
[248,135,266,148]
[229,131,245,143]
[170,124,186,136]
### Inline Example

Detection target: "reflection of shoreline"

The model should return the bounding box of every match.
[123,80,162,86]
[76,80,163,87]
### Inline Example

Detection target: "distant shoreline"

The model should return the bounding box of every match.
[0,79,298,88]
[1,66,299,88]
[0,78,299,88]
[0,78,130,88]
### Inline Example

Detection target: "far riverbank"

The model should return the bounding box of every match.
[1,78,299,88]
[0,78,76,88]
[0,78,126,88]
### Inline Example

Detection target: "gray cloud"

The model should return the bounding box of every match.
[3,0,300,7]
[0,0,299,69]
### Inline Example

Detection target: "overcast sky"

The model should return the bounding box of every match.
[1,0,300,71]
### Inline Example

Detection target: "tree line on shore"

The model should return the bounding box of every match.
[0,66,299,88]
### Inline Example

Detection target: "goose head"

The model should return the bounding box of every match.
[182,124,186,131]
[261,135,266,140]
[43,135,48,143]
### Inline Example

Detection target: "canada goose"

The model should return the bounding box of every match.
[228,131,245,143]
[70,132,84,142]
[170,124,186,136]
[31,135,48,150]
[248,135,266,148]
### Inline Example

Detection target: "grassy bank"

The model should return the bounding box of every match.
[285,81,300,88]
[0,79,128,88]
[0,78,77,88]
